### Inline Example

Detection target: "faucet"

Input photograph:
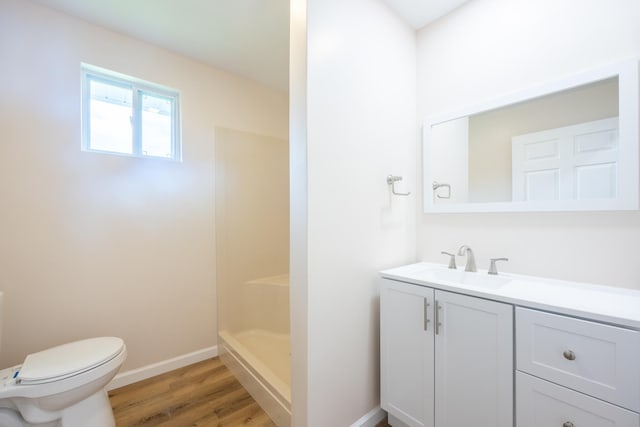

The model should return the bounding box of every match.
[441,251,457,269]
[457,245,477,272]
[488,258,509,275]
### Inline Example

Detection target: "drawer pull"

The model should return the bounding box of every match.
[563,350,576,361]
[562,422,574,427]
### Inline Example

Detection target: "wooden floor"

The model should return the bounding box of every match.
[109,356,392,427]
[109,357,276,427]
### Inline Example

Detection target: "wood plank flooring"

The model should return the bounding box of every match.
[109,357,276,427]
[109,356,392,427]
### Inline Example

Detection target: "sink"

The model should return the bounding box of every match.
[421,267,511,289]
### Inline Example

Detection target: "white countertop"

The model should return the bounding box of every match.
[380,262,640,330]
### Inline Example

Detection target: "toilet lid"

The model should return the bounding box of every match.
[17,337,124,385]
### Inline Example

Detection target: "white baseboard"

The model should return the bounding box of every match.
[107,345,218,391]
[350,406,386,427]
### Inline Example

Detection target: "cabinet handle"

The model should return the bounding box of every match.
[563,350,576,361]
[435,301,442,335]
[423,298,430,331]
[562,422,574,427]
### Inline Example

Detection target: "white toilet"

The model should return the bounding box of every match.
[0,294,127,426]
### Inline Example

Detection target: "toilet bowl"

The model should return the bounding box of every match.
[0,336,126,427]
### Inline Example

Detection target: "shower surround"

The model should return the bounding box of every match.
[215,127,290,426]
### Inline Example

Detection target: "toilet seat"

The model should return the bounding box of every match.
[16,337,124,385]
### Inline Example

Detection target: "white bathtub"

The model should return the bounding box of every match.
[219,274,290,427]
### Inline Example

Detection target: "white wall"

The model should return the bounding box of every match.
[0,0,288,371]
[417,0,640,288]
[291,0,417,424]
[289,0,309,424]
[429,116,469,204]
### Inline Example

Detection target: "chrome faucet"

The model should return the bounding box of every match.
[457,245,477,272]
[441,251,457,269]
[488,258,509,275]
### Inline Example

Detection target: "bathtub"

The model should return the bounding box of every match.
[219,274,290,427]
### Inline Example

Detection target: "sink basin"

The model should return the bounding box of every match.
[421,267,511,289]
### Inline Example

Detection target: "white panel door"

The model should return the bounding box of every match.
[512,117,619,201]
[380,279,435,427]
[434,290,513,427]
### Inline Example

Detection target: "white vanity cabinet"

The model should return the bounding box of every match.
[380,278,513,427]
[381,262,640,427]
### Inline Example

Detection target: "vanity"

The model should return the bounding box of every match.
[379,263,640,427]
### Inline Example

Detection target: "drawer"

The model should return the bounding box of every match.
[516,371,640,427]
[516,307,640,412]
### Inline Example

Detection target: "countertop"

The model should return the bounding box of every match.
[380,262,640,330]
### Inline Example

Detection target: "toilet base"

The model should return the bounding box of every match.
[1,389,115,427]
[60,390,115,427]
[0,408,29,427]
[0,408,57,427]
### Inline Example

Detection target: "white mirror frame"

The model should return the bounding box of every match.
[423,58,639,213]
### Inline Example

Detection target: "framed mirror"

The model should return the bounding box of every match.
[423,59,639,213]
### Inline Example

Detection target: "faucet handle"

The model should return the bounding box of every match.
[441,251,457,269]
[488,258,509,275]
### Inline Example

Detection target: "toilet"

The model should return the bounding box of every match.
[0,294,126,426]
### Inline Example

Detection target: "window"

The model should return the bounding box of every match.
[81,64,181,160]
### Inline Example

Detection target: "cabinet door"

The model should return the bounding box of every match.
[380,279,435,427]
[434,290,513,427]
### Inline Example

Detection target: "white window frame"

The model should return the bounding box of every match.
[81,64,182,161]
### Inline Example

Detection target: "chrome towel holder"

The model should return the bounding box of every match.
[387,175,410,196]
[432,181,451,199]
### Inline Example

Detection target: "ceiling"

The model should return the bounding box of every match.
[31,0,470,92]
[382,0,471,29]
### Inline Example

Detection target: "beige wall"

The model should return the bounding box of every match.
[417,0,640,288]
[0,0,288,370]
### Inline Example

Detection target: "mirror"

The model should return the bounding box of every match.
[423,59,639,213]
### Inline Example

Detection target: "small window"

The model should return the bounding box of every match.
[81,65,181,160]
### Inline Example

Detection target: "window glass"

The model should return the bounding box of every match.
[82,65,181,161]
[141,92,173,158]
[89,79,133,154]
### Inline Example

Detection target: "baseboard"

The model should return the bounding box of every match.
[107,345,218,391]
[350,406,386,427]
